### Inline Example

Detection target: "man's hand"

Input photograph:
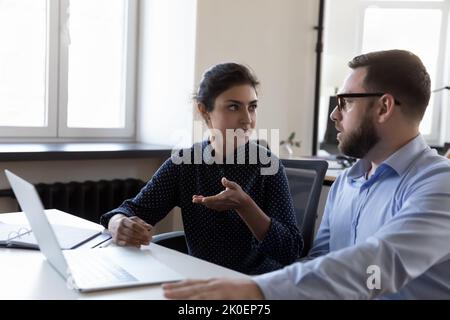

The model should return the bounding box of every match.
[192,177,250,211]
[163,278,265,300]
[108,214,153,248]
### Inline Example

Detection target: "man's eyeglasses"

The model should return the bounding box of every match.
[336,93,401,112]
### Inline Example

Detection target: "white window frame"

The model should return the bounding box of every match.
[357,0,450,145]
[0,0,137,141]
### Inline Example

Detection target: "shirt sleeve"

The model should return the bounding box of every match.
[100,158,180,228]
[256,163,303,265]
[253,166,450,299]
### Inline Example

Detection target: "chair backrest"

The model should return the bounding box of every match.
[152,230,188,254]
[281,159,328,257]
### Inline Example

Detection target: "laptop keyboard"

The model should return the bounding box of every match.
[66,252,138,288]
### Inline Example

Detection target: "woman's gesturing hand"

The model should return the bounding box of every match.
[192,177,251,211]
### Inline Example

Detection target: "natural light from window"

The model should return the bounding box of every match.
[0,0,47,127]
[67,0,126,128]
[362,7,443,135]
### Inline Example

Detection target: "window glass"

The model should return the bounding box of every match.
[67,0,126,128]
[0,0,47,127]
[362,7,442,134]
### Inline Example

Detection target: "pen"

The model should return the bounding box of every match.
[98,239,113,248]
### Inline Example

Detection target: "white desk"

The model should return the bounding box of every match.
[0,210,247,300]
[325,168,343,184]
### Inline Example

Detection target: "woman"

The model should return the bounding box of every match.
[100,63,302,275]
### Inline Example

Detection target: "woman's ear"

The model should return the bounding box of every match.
[197,103,210,123]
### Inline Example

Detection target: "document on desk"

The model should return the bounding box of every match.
[0,222,103,250]
[0,223,31,246]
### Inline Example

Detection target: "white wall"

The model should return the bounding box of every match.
[137,0,320,155]
[194,0,319,156]
[136,0,197,149]
[136,0,319,153]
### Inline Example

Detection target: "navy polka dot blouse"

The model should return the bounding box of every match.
[101,140,303,275]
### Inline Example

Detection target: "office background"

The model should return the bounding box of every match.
[0,0,449,237]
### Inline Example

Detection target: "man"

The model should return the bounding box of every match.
[163,50,450,299]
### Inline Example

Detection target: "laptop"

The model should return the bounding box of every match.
[5,170,184,292]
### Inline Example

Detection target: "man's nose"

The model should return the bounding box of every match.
[330,105,340,122]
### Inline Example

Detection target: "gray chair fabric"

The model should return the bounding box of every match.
[281,159,328,257]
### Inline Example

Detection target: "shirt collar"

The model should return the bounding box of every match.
[347,158,371,180]
[347,134,428,180]
[382,134,428,176]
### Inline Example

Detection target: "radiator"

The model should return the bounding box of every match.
[1,179,145,223]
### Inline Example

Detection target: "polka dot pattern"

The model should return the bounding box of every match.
[101,141,302,275]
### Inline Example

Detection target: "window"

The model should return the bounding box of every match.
[0,0,47,129]
[0,0,137,139]
[359,0,450,143]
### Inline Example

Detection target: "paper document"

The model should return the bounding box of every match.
[0,222,103,250]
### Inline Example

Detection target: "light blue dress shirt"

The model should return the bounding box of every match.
[253,134,450,299]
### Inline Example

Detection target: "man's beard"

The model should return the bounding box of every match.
[338,114,380,159]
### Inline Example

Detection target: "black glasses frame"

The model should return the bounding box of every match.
[336,93,401,112]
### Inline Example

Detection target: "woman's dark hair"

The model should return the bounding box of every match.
[348,49,431,121]
[194,63,259,112]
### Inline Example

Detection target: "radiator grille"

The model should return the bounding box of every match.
[31,179,145,223]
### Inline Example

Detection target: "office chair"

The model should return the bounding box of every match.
[152,230,188,254]
[281,159,328,258]
[153,159,328,258]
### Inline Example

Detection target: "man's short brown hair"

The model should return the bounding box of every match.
[348,50,431,120]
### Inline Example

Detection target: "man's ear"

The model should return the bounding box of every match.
[377,94,396,123]
[197,103,210,123]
